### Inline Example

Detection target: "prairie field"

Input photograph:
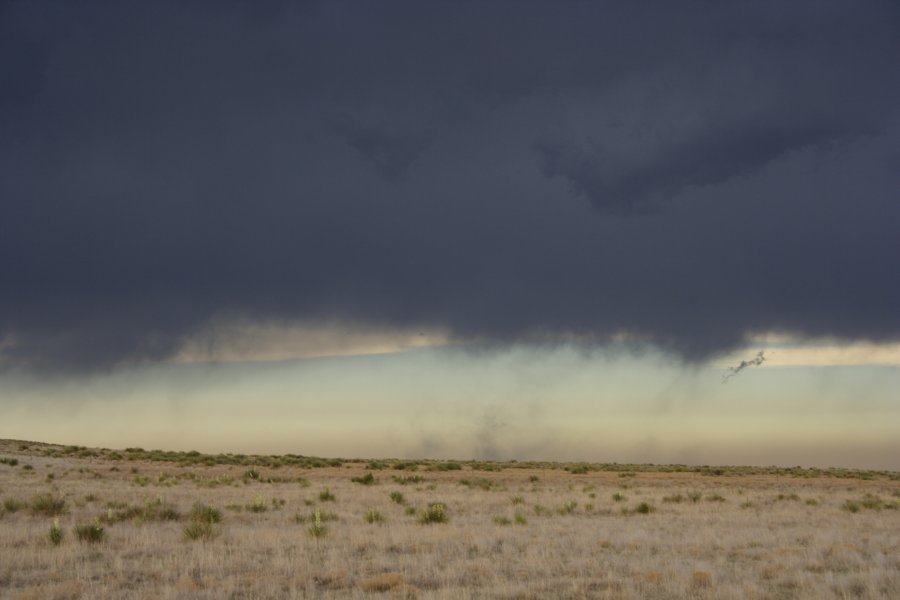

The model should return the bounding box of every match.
[0,440,898,600]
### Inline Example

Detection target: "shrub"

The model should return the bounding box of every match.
[0,457,18,466]
[687,490,703,503]
[243,469,261,482]
[776,493,801,502]
[510,495,525,505]
[351,472,377,486]
[364,509,385,524]
[514,513,528,525]
[3,498,25,513]
[74,520,105,543]
[392,461,420,471]
[404,506,416,516]
[392,475,425,485]
[612,493,626,502]
[860,494,883,510]
[389,491,405,505]
[528,475,540,483]
[706,493,726,503]
[635,502,656,514]
[419,503,448,524]
[318,488,336,502]
[459,478,494,490]
[190,503,222,523]
[142,498,181,522]
[842,500,861,513]
[558,501,578,515]
[662,494,685,503]
[30,493,67,517]
[493,515,511,525]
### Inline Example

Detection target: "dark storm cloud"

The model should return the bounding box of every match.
[1,0,898,371]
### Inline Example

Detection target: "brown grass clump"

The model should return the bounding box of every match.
[691,571,712,588]
[361,572,406,592]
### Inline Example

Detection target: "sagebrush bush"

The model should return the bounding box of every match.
[389,491,405,505]
[635,502,656,514]
[318,488,336,502]
[30,493,67,516]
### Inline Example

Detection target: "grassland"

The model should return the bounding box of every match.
[0,439,898,599]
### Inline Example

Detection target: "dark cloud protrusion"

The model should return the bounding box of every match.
[1,1,899,372]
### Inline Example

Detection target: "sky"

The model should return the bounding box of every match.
[1,1,898,469]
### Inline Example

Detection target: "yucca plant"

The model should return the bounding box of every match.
[49,518,63,546]
[308,508,327,538]
[418,503,448,524]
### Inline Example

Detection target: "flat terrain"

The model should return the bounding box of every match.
[1,440,898,599]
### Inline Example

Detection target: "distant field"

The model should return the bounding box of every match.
[1,439,898,599]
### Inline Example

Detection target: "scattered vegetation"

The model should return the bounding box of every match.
[391,475,425,485]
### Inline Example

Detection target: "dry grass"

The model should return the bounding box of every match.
[0,438,898,599]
